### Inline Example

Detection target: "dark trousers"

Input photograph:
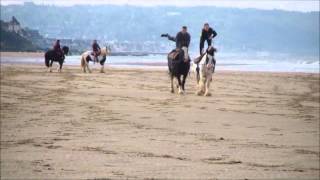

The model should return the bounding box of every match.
[200,38,212,54]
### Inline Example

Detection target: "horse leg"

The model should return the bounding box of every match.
[177,76,183,94]
[58,61,63,73]
[100,57,106,73]
[49,60,53,72]
[46,61,51,72]
[170,74,174,93]
[204,71,213,96]
[100,65,105,73]
[182,74,187,91]
[86,61,92,73]
[196,74,205,96]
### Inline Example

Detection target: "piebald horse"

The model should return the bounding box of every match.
[194,46,217,96]
[80,47,110,73]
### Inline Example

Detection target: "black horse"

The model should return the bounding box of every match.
[45,46,69,72]
[167,48,191,94]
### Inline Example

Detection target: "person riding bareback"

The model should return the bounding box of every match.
[162,26,191,61]
[200,23,217,55]
[92,40,101,62]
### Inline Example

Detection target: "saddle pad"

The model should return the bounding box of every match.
[168,50,180,60]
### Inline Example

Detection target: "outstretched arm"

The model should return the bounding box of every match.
[161,33,176,42]
[168,34,176,42]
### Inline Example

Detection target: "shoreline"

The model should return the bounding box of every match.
[1,51,319,74]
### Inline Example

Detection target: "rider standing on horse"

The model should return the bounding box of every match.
[199,23,217,55]
[92,40,101,62]
[53,40,63,58]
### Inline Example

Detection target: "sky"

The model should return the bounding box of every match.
[1,0,319,12]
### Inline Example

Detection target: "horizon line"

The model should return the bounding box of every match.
[1,0,319,13]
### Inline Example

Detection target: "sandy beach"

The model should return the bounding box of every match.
[0,61,319,179]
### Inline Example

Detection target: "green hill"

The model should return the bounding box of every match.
[0,27,38,52]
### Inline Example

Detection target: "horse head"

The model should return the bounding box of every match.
[107,46,112,54]
[206,46,217,56]
[100,46,111,56]
[62,46,69,56]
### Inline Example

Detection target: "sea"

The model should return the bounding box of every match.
[1,52,319,73]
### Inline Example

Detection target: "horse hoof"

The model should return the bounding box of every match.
[100,70,105,73]
[170,89,174,93]
[196,91,203,96]
[204,92,211,96]
[178,90,184,95]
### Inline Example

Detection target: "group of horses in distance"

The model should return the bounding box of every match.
[44,39,216,96]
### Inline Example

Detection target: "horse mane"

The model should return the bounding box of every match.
[62,46,69,55]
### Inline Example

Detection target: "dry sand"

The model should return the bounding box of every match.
[0,63,319,179]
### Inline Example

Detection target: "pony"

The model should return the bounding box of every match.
[80,47,110,73]
[44,46,69,72]
[167,47,191,94]
[194,46,217,96]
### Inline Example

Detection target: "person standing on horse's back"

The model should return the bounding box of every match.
[53,40,63,58]
[199,23,217,55]
[168,26,191,61]
[92,40,101,63]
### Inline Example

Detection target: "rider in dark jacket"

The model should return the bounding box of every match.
[53,40,63,57]
[200,23,217,55]
[92,40,101,62]
[168,26,191,49]
[163,26,191,61]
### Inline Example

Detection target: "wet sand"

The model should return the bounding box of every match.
[0,63,319,179]
[0,52,44,58]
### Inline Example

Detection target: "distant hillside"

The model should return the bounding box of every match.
[0,29,37,52]
[0,16,40,52]
[0,3,319,55]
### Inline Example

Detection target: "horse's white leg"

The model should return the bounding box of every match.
[58,64,62,73]
[196,79,205,95]
[204,71,212,96]
[100,65,105,73]
[86,63,92,73]
[196,72,205,95]
[178,86,184,94]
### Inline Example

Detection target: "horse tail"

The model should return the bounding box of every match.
[81,55,85,68]
[45,52,50,67]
